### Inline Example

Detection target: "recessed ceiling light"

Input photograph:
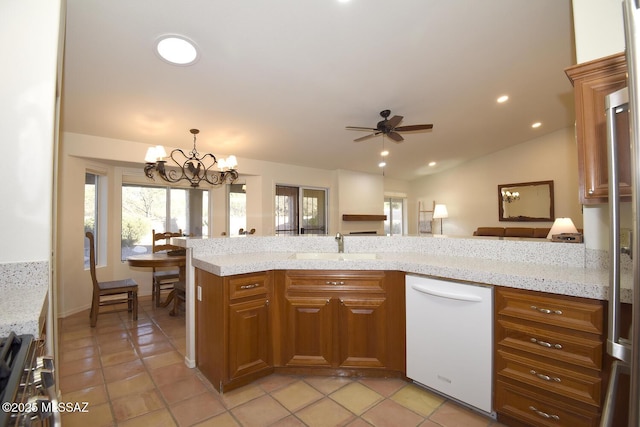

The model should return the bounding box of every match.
[378,161,386,168]
[428,161,437,167]
[381,150,389,157]
[531,122,542,129]
[497,95,509,103]
[155,35,199,66]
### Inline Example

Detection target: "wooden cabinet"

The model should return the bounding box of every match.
[565,52,631,204]
[274,270,405,375]
[195,269,273,392]
[495,287,605,427]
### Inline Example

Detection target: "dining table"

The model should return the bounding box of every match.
[126,252,186,315]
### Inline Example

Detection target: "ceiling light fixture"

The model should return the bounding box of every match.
[531,122,542,128]
[144,129,238,188]
[428,161,437,167]
[497,95,509,103]
[155,35,199,66]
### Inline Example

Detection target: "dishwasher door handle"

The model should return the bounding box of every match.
[410,283,483,302]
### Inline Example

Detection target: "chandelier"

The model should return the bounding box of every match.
[501,190,520,203]
[144,129,238,188]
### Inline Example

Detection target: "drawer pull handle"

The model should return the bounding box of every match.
[531,305,562,315]
[529,406,560,421]
[240,283,260,290]
[530,338,562,349]
[530,370,561,382]
[325,281,345,286]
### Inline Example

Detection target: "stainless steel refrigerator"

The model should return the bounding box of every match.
[603,1,640,425]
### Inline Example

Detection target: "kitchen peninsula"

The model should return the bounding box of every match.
[181,235,627,302]
[179,235,626,425]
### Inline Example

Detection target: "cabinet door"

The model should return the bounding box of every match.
[282,295,333,367]
[337,296,387,368]
[228,297,271,380]
[566,52,631,204]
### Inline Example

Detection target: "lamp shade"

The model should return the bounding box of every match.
[433,204,448,219]
[546,218,578,239]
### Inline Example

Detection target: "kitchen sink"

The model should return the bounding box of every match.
[291,252,378,260]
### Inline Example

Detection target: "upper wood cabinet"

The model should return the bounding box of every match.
[565,52,631,204]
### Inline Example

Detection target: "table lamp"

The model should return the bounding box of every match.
[433,204,448,234]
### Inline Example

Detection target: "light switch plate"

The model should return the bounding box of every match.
[197,285,202,301]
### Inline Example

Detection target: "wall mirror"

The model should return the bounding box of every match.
[498,180,554,222]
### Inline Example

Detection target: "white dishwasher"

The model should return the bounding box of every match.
[406,274,494,415]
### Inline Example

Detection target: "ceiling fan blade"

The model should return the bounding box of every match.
[387,132,404,143]
[353,133,378,142]
[385,115,403,128]
[346,126,377,132]
[394,124,434,132]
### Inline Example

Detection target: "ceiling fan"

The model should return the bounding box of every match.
[346,109,433,143]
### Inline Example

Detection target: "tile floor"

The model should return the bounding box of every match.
[58,295,507,427]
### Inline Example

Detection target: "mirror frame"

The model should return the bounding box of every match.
[498,180,554,222]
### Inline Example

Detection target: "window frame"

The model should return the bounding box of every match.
[384,196,406,236]
[84,169,107,269]
[120,182,210,260]
[275,184,328,235]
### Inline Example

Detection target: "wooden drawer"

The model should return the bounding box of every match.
[496,349,601,408]
[496,380,600,427]
[496,288,603,335]
[285,270,385,293]
[228,272,270,300]
[497,319,602,370]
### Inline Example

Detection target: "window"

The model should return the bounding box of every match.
[275,185,327,235]
[228,184,246,236]
[84,172,103,268]
[121,184,208,259]
[384,197,405,236]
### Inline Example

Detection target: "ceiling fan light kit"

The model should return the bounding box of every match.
[144,128,239,188]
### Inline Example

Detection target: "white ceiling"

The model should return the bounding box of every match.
[61,0,575,181]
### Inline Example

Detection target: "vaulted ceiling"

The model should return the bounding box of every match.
[61,0,575,181]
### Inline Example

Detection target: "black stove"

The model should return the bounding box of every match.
[0,333,59,427]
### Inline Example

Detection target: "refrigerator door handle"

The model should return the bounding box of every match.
[605,87,632,364]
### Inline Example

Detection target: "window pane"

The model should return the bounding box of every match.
[384,197,404,236]
[391,199,403,235]
[383,200,391,236]
[302,188,326,235]
[229,184,246,236]
[84,173,98,268]
[170,188,187,233]
[275,185,298,235]
[121,185,167,259]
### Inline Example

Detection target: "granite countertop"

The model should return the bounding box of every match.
[0,285,48,338]
[0,261,49,338]
[192,250,631,303]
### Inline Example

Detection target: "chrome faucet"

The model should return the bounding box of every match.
[335,232,344,253]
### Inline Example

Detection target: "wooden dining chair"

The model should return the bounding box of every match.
[151,229,183,307]
[86,231,138,327]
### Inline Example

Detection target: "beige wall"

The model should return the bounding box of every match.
[407,127,582,237]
